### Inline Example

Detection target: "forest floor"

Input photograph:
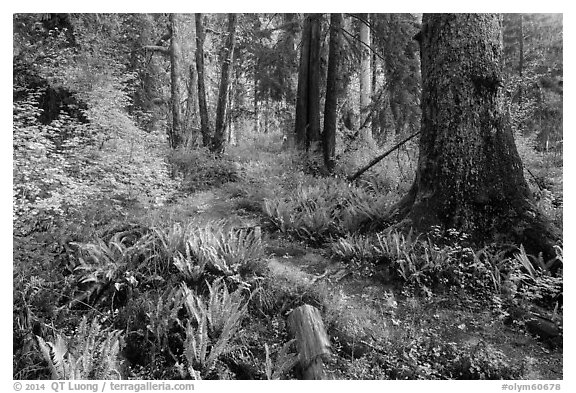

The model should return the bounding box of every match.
[14,133,563,381]
[137,143,563,380]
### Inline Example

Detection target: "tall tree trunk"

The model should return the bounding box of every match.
[294,14,322,151]
[254,68,260,133]
[307,14,322,149]
[359,13,372,140]
[295,16,311,149]
[212,13,237,153]
[195,13,211,147]
[518,14,524,108]
[185,64,199,145]
[371,44,379,140]
[184,15,199,147]
[169,13,184,148]
[392,13,559,260]
[323,13,342,172]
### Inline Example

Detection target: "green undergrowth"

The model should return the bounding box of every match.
[263,177,393,245]
[328,227,563,309]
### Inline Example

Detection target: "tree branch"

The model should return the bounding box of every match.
[336,25,386,64]
[143,45,169,55]
[348,130,421,181]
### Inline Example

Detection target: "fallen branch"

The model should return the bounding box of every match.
[348,130,421,181]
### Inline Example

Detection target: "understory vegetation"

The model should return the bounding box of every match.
[14,127,563,380]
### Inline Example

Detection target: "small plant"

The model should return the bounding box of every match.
[181,279,249,378]
[157,222,265,282]
[71,232,158,308]
[264,340,299,380]
[36,316,123,379]
[510,245,563,307]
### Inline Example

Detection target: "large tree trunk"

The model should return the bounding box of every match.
[359,13,372,140]
[195,13,211,148]
[294,14,322,151]
[169,13,184,148]
[392,14,559,259]
[323,13,342,172]
[212,13,237,153]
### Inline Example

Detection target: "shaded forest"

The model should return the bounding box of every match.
[13,13,562,381]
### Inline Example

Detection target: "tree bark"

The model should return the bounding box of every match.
[254,68,260,133]
[518,14,524,108]
[212,13,237,154]
[169,13,184,149]
[195,13,211,147]
[371,39,379,140]
[392,13,560,259]
[307,14,322,149]
[185,64,199,146]
[184,15,199,146]
[323,13,342,172]
[287,305,331,380]
[294,14,322,151]
[295,16,311,149]
[359,13,372,140]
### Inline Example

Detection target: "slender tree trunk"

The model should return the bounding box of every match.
[263,96,269,133]
[518,14,524,108]
[195,13,211,147]
[392,13,559,259]
[359,13,372,140]
[371,46,379,140]
[254,68,260,133]
[169,13,184,148]
[294,14,322,151]
[307,14,322,149]
[184,16,199,147]
[295,16,311,149]
[323,13,342,172]
[212,13,237,153]
[185,64,199,145]
[283,13,298,148]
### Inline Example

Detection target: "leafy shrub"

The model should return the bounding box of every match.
[330,228,563,305]
[384,337,521,379]
[169,148,238,191]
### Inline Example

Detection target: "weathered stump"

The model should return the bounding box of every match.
[287,304,331,379]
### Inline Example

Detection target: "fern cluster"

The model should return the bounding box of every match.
[181,279,249,379]
[264,176,390,244]
[36,317,123,379]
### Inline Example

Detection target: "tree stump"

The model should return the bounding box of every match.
[287,304,331,379]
